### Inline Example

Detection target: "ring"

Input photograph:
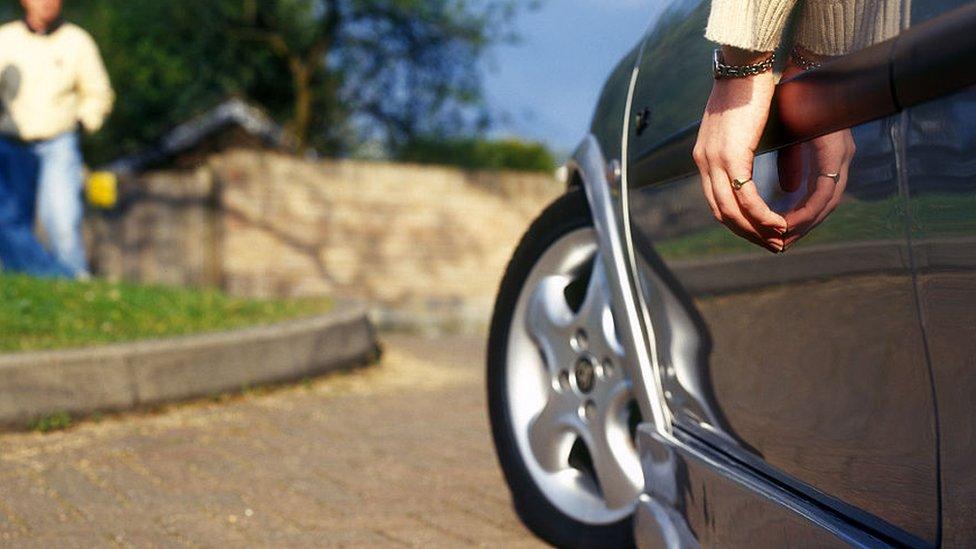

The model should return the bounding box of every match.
[731,178,752,190]
[820,173,841,183]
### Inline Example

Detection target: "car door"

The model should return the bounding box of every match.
[902,1,976,546]
[623,0,940,545]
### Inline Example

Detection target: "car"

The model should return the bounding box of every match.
[486,0,976,547]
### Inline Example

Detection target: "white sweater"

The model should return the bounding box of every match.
[0,20,114,141]
[705,0,908,56]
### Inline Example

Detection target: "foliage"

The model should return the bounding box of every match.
[46,0,533,163]
[0,275,332,352]
[29,412,73,433]
[398,136,556,172]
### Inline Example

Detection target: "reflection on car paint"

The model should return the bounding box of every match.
[616,0,976,545]
[629,116,939,544]
[906,87,976,548]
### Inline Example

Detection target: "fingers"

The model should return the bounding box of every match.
[784,174,834,240]
[694,152,722,222]
[719,148,787,237]
[777,143,804,192]
[786,160,850,247]
[709,166,784,253]
[783,129,857,248]
[732,177,788,235]
[695,137,786,253]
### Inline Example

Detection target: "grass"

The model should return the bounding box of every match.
[654,193,976,261]
[0,275,332,352]
[29,411,72,433]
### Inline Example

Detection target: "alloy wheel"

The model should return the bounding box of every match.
[505,228,643,525]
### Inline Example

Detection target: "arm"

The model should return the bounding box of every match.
[75,32,115,134]
[693,0,808,252]
[696,0,907,252]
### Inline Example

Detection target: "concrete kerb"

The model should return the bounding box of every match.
[0,304,379,430]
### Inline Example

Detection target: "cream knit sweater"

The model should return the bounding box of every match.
[705,0,908,56]
[0,20,114,141]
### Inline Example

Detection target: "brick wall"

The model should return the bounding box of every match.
[89,150,563,330]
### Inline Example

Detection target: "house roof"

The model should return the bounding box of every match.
[105,98,288,174]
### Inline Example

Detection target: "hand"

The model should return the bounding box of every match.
[776,63,856,248]
[776,130,855,248]
[693,47,787,253]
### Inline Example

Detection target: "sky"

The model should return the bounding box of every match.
[481,0,663,156]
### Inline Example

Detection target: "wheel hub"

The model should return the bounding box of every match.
[574,355,597,394]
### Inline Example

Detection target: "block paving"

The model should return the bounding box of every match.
[0,335,545,548]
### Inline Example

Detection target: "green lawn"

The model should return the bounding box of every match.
[654,193,976,261]
[0,275,332,352]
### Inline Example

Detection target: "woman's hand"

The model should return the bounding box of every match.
[693,47,786,253]
[776,61,856,249]
[781,130,854,248]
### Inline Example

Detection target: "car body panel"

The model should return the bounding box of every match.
[590,43,641,165]
[626,0,712,166]
[573,0,976,545]
[626,134,939,545]
[634,425,876,548]
[905,87,976,547]
[595,0,946,544]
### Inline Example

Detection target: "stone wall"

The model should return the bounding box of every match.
[89,150,563,330]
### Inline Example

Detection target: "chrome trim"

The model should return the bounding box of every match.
[636,425,890,548]
[567,136,670,434]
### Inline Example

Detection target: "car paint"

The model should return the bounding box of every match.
[905,88,976,548]
[579,0,976,545]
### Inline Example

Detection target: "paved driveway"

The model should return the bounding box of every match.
[0,334,545,548]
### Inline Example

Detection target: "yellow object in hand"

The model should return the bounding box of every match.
[86,171,118,208]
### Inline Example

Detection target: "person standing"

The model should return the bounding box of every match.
[0,0,114,278]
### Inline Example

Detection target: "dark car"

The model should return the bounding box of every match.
[487,0,976,547]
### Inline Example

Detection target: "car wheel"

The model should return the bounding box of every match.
[488,190,643,548]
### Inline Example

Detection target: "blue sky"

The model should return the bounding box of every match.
[482,1,661,155]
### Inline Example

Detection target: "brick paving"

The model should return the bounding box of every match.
[0,335,545,548]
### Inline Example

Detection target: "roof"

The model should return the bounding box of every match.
[105,98,288,174]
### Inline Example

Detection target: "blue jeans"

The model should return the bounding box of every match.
[0,136,72,277]
[34,132,88,277]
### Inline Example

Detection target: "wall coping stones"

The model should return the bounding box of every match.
[0,304,378,429]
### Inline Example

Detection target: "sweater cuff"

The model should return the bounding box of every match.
[705,0,799,52]
[794,0,903,56]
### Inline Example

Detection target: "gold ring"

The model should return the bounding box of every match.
[820,173,841,183]
[732,178,752,190]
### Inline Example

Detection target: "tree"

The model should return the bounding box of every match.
[57,0,533,162]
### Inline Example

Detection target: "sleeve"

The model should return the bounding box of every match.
[75,31,115,134]
[704,0,800,52]
[793,0,906,56]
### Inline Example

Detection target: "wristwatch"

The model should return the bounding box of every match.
[712,48,776,79]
